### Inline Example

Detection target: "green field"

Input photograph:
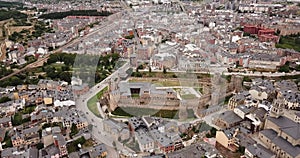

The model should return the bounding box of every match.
[181,94,197,99]
[87,86,108,118]
[129,78,180,87]
[111,107,195,119]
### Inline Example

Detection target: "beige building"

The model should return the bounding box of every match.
[216,128,239,152]
[12,132,25,147]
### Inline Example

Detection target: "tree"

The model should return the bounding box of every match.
[62,65,70,71]
[163,67,167,74]
[278,62,290,73]
[238,146,246,153]
[275,29,281,36]
[3,132,13,148]
[0,96,11,103]
[112,141,116,148]
[12,113,22,126]
[296,65,300,71]
[59,72,71,83]
[36,143,44,150]
[70,123,79,137]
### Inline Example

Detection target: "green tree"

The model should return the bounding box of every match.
[0,96,11,103]
[36,142,44,150]
[12,112,22,126]
[163,67,167,74]
[70,123,79,137]
[278,62,290,73]
[59,71,71,83]
[2,132,13,148]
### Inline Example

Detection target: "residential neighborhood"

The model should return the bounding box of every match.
[0,0,300,157]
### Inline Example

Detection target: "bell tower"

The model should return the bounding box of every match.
[270,98,285,118]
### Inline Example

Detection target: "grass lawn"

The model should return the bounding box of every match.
[82,139,94,148]
[131,94,140,98]
[87,86,108,118]
[181,94,196,99]
[129,78,180,87]
[112,107,195,119]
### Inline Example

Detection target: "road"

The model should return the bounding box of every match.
[75,61,132,157]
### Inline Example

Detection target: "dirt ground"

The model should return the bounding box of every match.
[215,142,243,158]
[8,25,33,35]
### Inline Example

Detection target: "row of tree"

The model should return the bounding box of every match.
[44,53,120,84]
[39,10,112,19]
[0,9,27,21]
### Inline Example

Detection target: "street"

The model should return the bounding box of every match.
[75,61,133,157]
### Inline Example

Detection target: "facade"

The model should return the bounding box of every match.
[0,117,12,128]
[244,144,276,158]
[135,130,155,152]
[11,132,25,148]
[228,91,250,110]
[216,128,239,152]
[103,119,130,141]
[53,134,68,157]
[259,98,300,158]
[110,82,180,108]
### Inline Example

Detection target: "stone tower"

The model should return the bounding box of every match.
[270,98,285,118]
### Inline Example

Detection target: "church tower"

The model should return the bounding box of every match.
[270,98,285,118]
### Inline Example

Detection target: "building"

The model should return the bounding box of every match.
[216,128,240,152]
[233,105,256,120]
[213,110,243,129]
[150,129,174,153]
[72,83,89,96]
[89,143,107,158]
[110,82,180,108]
[53,134,68,157]
[102,119,130,141]
[23,126,40,145]
[228,91,251,110]
[259,98,300,158]
[135,130,155,152]
[0,117,12,128]
[11,132,25,148]
[249,79,275,101]
[166,142,220,158]
[244,144,275,158]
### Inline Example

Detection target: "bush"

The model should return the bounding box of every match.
[0,96,11,103]
[70,123,79,138]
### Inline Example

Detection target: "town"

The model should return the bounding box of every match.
[0,0,300,158]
